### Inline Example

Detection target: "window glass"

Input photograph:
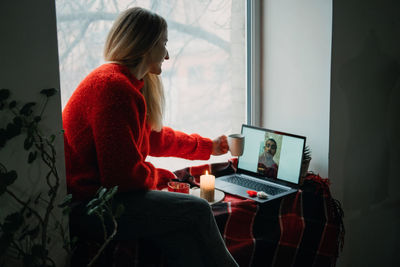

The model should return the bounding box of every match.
[56,0,246,171]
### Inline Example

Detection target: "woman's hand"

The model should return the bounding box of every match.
[212,135,229,156]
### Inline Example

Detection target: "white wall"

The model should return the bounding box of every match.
[261,0,332,178]
[330,0,400,266]
[261,1,400,266]
[0,1,67,266]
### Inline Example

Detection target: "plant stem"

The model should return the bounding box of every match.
[10,240,25,257]
[87,215,118,267]
[5,189,44,225]
[32,128,61,265]
[39,97,49,118]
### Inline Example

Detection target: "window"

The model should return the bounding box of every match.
[56,0,247,171]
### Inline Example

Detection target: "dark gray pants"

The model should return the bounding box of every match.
[71,190,238,267]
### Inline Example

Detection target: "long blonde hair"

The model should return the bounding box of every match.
[104,7,166,131]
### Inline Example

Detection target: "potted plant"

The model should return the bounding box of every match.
[300,145,312,179]
[0,88,121,267]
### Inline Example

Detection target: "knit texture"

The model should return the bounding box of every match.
[62,63,213,200]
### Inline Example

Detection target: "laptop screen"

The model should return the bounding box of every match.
[238,125,306,184]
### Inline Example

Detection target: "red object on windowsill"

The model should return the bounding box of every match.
[246,190,258,197]
[167,181,190,194]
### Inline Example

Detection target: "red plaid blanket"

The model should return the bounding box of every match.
[73,160,344,267]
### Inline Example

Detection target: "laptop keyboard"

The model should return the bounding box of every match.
[225,175,287,196]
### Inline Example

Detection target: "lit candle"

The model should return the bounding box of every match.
[200,170,215,202]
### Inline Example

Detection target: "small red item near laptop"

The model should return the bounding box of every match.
[247,190,258,197]
[167,182,190,194]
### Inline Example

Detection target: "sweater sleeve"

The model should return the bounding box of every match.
[89,81,158,191]
[149,126,213,160]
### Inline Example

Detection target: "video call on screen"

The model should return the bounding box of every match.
[238,126,304,184]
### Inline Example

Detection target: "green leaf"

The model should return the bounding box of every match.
[98,187,107,199]
[9,100,16,109]
[5,122,21,139]
[18,224,40,242]
[87,207,98,216]
[5,170,17,185]
[302,145,312,162]
[104,193,113,202]
[40,88,57,97]
[27,123,34,135]
[111,186,118,195]
[96,186,105,195]
[12,116,22,127]
[24,136,34,150]
[104,186,118,202]
[28,151,37,164]
[20,225,30,234]
[27,225,40,239]
[34,116,41,122]
[49,134,56,143]
[0,171,18,196]
[0,185,6,196]
[3,212,24,233]
[0,89,10,101]
[19,102,36,116]
[86,198,99,208]
[62,206,71,215]
[58,194,73,208]
[0,128,7,148]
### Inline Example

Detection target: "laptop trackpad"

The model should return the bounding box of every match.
[217,183,249,195]
[215,179,236,189]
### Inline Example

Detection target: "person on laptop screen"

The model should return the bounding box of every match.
[257,138,279,178]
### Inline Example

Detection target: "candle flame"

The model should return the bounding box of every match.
[206,170,208,175]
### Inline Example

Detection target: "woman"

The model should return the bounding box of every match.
[257,138,279,178]
[63,6,238,267]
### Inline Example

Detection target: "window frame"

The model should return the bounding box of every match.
[246,0,262,126]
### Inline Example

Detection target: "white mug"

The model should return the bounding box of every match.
[228,134,245,156]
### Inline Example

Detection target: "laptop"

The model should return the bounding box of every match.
[215,124,306,203]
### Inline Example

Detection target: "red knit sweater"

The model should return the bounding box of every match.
[62,63,213,200]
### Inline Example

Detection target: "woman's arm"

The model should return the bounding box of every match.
[148,127,213,160]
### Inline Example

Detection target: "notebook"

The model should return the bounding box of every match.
[215,124,306,203]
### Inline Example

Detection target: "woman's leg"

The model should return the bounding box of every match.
[114,190,238,267]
